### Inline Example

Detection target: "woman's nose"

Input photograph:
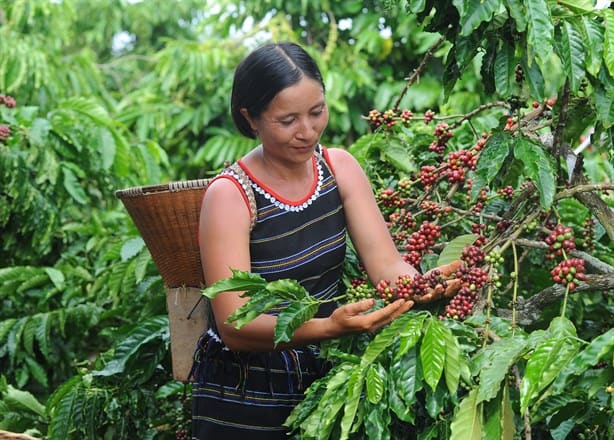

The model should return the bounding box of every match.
[296,118,315,139]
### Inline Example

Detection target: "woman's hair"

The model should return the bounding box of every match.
[231,42,325,139]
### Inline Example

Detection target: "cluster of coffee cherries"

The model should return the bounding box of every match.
[444,149,478,183]
[498,185,515,200]
[175,428,188,440]
[378,187,405,210]
[418,165,438,189]
[544,224,576,259]
[346,278,375,302]
[375,270,446,303]
[581,218,596,252]
[403,222,441,267]
[441,247,489,320]
[0,124,9,143]
[0,94,16,108]
[471,223,488,247]
[429,122,454,155]
[550,258,586,292]
[0,93,16,144]
[367,108,415,130]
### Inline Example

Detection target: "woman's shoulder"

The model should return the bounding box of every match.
[203,170,255,227]
[321,147,362,175]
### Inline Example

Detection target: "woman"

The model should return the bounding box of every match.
[190,41,458,439]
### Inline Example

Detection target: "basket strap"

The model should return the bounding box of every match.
[228,162,257,231]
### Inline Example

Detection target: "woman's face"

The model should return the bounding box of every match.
[243,76,329,161]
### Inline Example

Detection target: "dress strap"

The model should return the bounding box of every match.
[228,162,258,231]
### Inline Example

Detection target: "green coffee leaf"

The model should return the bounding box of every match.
[421,318,447,391]
[266,278,310,301]
[477,335,527,403]
[520,328,581,414]
[395,313,427,359]
[553,327,614,392]
[482,384,515,440]
[274,301,319,345]
[226,290,284,328]
[442,325,463,396]
[459,0,501,36]
[201,269,267,299]
[340,368,365,439]
[391,346,423,409]
[450,388,482,440]
[437,234,478,267]
[494,40,515,97]
[513,138,555,209]
[361,316,408,367]
[302,365,351,438]
[525,0,554,68]
[366,363,385,404]
[472,132,512,200]
[555,20,586,94]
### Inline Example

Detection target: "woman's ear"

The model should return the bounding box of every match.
[240,108,257,133]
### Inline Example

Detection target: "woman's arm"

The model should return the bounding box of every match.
[200,175,413,352]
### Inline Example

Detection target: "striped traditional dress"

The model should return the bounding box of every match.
[190,146,346,439]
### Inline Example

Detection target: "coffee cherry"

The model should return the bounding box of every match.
[420,200,442,218]
[376,271,448,304]
[424,110,435,124]
[368,109,384,128]
[484,250,504,267]
[400,109,413,126]
[0,124,10,143]
[376,279,395,302]
[455,263,489,290]
[0,94,16,108]
[514,64,524,83]
[471,223,488,246]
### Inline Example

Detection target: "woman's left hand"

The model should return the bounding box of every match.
[413,260,462,304]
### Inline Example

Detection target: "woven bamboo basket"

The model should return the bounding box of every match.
[116,179,210,382]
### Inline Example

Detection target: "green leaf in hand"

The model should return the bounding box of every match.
[201,269,267,299]
[274,301,319,345]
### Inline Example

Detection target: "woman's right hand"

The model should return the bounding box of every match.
[326,298,413,336]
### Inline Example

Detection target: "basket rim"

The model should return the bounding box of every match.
[115,178,210,199]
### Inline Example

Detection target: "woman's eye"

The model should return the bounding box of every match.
[280,119,295,126]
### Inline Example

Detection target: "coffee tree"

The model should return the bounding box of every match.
[205,0,613,438]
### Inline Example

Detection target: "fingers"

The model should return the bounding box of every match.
[341,298,376,315]
[366,299,413,330]
[429,260,462,277]
[443,278,462,298]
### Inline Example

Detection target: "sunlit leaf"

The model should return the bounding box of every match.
[437,234,478,266]
[450,388,482,440]
[513,138,555,209]
[421,318,447,391]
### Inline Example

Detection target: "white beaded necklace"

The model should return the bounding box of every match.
[251,158,323,212]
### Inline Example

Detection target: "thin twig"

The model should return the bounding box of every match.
[392,35,446,110]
